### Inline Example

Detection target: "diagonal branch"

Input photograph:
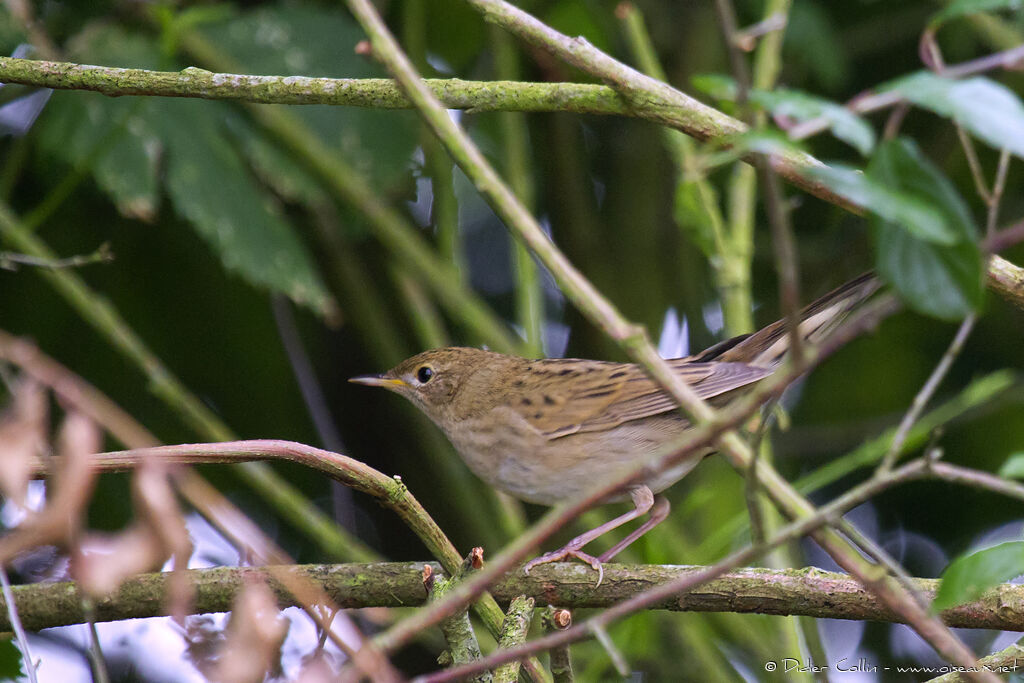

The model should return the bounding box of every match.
[341,0,998,674]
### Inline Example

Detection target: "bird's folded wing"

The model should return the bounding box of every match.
[517,359,773,439]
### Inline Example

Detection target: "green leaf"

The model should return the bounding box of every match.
[691,74,739,101]
[155,99,335,316]
[998,452,1024,479]
[0,637,24,680]
[724,130,802,158]
[198,5,418,193]
[35,28,162,219]
[809,166,956,244]
[867,138,983,320]
[929,0,1024,28]
[869,139,977,243]
[35,21,343,316]
[229,117,328,207]
[698,130,805,174]
[38,93,161,220]
[751,89,875,155]
[873,228,983,320]
[691,76,873,154]
[933,541,1024,611]
[886,73,1024,159]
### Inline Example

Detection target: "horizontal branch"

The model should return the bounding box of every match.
[0,57,625,113]
[0,55,848,213]
[4,56,1022,309]
[7,562,1024,632]
[989,254,1024,310]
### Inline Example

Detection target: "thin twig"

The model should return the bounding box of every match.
[0,201,364,562]
[732,13,788,51]
[588,622,629,678]
[270,296,359,534]
[940,44,1024,79]
[956,125,992,204]
[0,331,419,681]
[81,598,111,683]
[877,314,977,474]
[712,0,753,106]
[877,130,1011,475]
[0,567,38,683]
[928,462,1024,503]
[986,149,1012,238]
[746,440,767,545]
[0,242,112,271]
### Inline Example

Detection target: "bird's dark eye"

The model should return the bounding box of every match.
[417,366,435,384]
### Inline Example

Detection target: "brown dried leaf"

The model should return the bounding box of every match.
[0,379,47,505]
[213,578,289,683]
[293,652,338,683]
[132,460,194,622]
[71,459,195,605]
[71,525,164,597]
[65,416,159,597]
[0,411,99,565]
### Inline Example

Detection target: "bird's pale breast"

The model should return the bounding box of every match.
[442,407,707,505]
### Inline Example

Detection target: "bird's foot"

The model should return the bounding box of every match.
[523,546,605,587]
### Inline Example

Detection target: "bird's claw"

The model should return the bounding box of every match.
[523,547,605,587]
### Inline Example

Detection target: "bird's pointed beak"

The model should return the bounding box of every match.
[349,374,408,389]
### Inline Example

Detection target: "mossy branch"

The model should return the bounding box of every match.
[0,57,624,112]
[1,55,1021,307]
[5,562,1024,633]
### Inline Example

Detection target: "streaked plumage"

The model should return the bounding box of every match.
[351,274,880,574]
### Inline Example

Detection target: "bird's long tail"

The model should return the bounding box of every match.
[692,273,881,368]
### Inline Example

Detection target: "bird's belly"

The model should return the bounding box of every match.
[446,412,708,506]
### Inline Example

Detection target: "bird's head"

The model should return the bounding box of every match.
[350,347,510,424]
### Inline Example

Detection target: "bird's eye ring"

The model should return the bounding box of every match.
[416,366,435,384]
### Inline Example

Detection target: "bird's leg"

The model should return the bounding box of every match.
[523,485,663,586]
[597,493,669,562]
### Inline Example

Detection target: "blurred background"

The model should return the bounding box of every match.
[1,0,1023,680]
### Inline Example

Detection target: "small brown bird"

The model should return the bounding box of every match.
[351,274,879,581]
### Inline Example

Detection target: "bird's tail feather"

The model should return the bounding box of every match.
[693,273,880,368]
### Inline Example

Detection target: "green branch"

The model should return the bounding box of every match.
[0,54,852,215]
[0,57,622,111]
